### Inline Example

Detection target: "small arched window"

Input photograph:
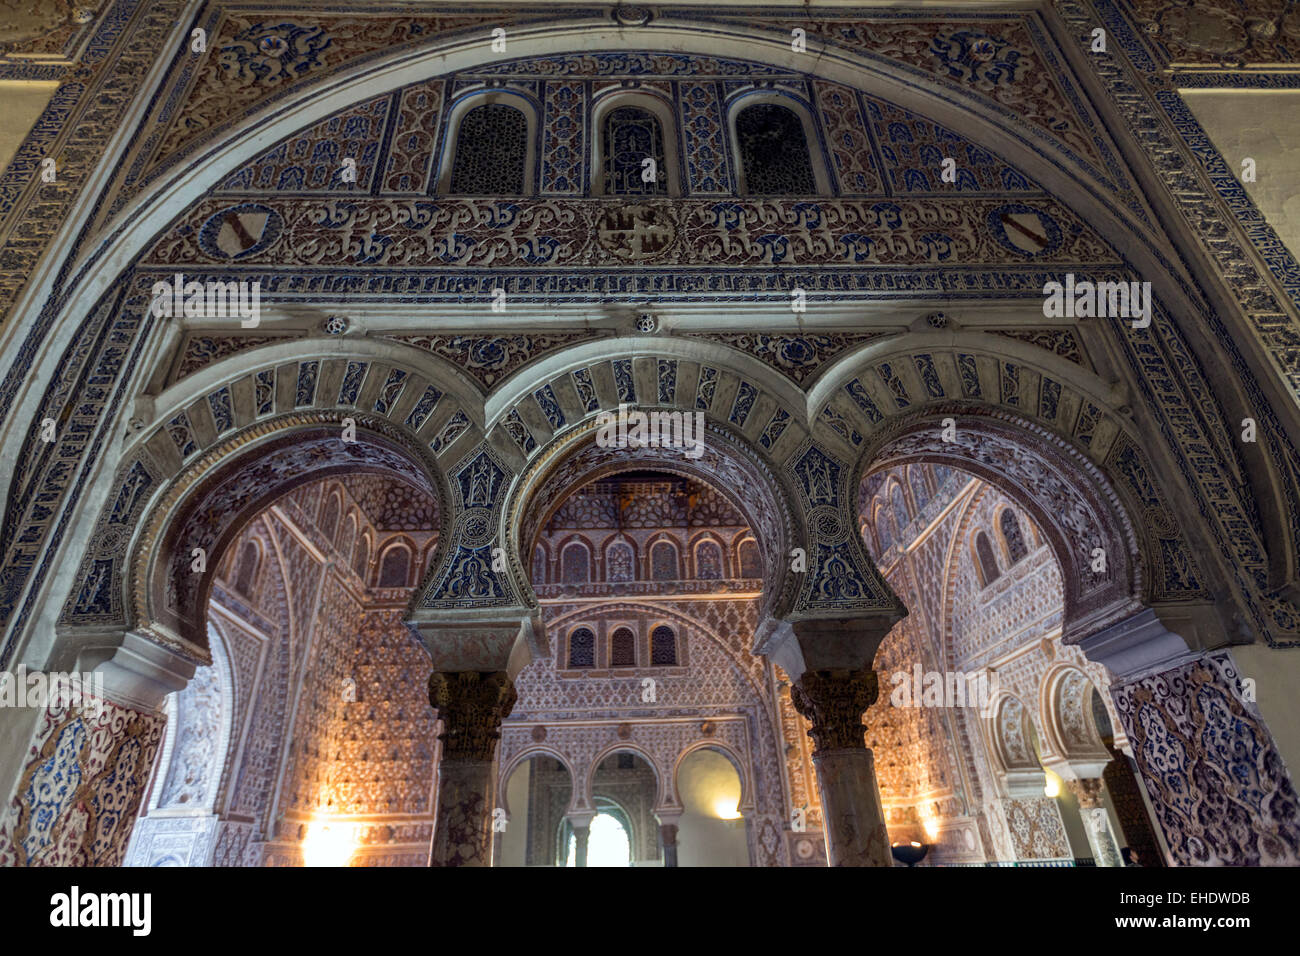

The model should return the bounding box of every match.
[234,540,259,595]
[378,545,411,588]
[1000,509,1029,564]
[320,493,341,543]
[735,102,817,195]
[561,542,590,584]
[568,627,595,668]
[738,538,762,578]
[875,506,894,553]
[891,484,910,537]
[606,541,635,582]
[532,545,547,584]
[450,102,528,195]
[651,541,679,581]
[909,467,931,512]
[651,625,677,666]
[695,540,723,580]
[603,106,667,196]
[975,532,1001,586]
[339,515,357,565]
[610,628,636,667]
[353,536,370,583]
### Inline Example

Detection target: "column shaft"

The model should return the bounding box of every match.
[428,671,516,868]
[790,669,891,867]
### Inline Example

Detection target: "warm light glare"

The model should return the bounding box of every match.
[712,797,742,820]
[1044,774,1061,798]
[919,811,940,842]
[303,818,358,867]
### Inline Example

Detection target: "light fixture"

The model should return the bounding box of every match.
[1044,773,1061,798]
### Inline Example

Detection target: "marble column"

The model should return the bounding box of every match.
[0,628,196,866]
[656,811,681,868]
[755,614,899,868]
[1078,608,1300,865]
[1065,778,1122,867]
[566,810,595,867]
[789,669,892,867]
[427,670,517,868]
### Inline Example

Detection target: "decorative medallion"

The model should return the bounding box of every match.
[596,203,677,261]
[197,203,283,260]
[987,203,1061,258]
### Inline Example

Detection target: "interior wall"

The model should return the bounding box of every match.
[0,81,59,175]
[1182,90,1300,263]
[676,749,749,867]
[499,759,533,867]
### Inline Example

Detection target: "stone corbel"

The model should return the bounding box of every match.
[753,613,901,679]
[63,627,198,713]
[406,606,542,678]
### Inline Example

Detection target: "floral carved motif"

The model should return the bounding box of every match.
[428,671,518,763]
[790,669,878,755]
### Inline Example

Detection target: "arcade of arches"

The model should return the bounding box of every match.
[1,1,1299,868]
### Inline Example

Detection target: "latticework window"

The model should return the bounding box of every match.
[610,628,636,667]
[353,537,370,582]
[379,546,411,588]
[320,494,341,542]
[568,627,595,668]
[651,541,678,581]
[736,103,817,195]
[651,626,677,666]
[603,106,667,195]
[738,539,762,578]
[606,542,635,582]
[235,541,259,595]
[450,103,528,195]
[1000,509,1029,564]
[695,540,723,579]
[561,543,590,583]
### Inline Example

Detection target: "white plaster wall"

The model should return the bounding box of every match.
[1182,90,1300,263]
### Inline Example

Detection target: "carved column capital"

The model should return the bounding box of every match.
[790,669,878,756]
[1066,777,1106,810]
[427,670,517,763]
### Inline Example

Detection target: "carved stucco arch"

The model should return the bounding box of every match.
[497,746,579,818]
[989,693,1041,777]
[533,596,782,818]
[672,739,755,815]
[860,406,1150,644]
[1039,663,1113,764]
[7,10,1232,504]
[584,741,664,811]
[501,415,801,622]
[127,411,444,653]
